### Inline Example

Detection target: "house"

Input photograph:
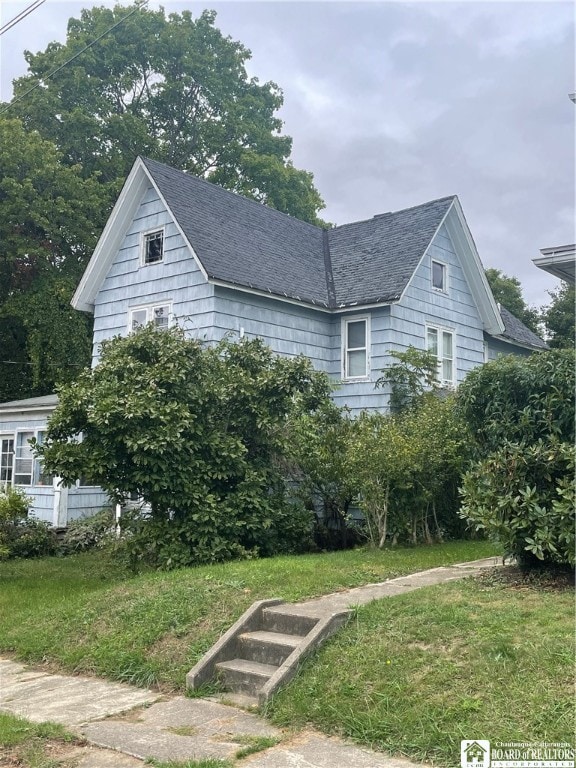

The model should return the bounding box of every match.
[533,244,575,285]
[73,156,546,414]
[1,156,546,523]
[0,395,109,526]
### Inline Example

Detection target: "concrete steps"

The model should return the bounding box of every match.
[186,598,351,706]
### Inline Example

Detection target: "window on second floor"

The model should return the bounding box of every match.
[431,260,447,292]
[141,229,164,265]
[426,325,455,387]
[129,303,172,332]
[342,316,370,380]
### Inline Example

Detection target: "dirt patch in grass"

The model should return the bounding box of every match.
[476,565,575,591]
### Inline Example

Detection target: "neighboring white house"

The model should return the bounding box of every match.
[1,157,548,524]
[533,244,575,285]
[0,395,109,526]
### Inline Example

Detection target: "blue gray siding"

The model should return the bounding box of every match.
[92,185,215,364]
[485,336,532,361]
[389,223,485,381]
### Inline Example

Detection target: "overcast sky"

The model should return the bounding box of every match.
[1,0,574,306]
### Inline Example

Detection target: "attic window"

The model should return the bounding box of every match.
[431,260,447,292]
[142,229,164,265]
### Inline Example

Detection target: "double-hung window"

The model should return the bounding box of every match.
[426,325,455,387]
[1,431,52,487]
[141,229,164,265]
[343,316,370,380]
[129,303,172,332]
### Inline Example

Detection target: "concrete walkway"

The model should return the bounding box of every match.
[0,556,499,767]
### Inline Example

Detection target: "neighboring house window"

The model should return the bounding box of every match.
[14,431,34,485]
[342,316,370,379]
[426,325,455,386]
[34,431,53,486]
[431,260,447,292]
[129,303,172,332]
[141,229,164,265]
[0,437,14,484]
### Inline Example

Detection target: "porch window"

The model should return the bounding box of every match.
[14,431,34,485]
[426,325,455,386]
[343,316,370,379]
[0,437,14,484]
[142,229,164,265]
[34,432,53,486]
[129,303,172,332]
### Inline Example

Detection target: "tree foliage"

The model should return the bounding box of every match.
[38,326,331,568]
[9,4,325,223]
[541,282,575,349]
[0,118,107,398]
[485,268,540,334]
[457,349,575,567]
[376,346,440,413]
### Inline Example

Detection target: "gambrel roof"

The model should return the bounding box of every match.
[73,156,507,335]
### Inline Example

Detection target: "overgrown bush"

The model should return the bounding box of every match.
[457,350,575,568]
[0,485,57,560]
[460,440,575,567]
[282,401,361,550]
[347,395,470,547]
[39,327,330,569]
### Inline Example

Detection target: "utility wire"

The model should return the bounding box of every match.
[0,0,149,116]
[0,0,46,36]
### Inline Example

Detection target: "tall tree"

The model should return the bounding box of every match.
[7,4,325,223]
[0,118,106,399]
[541,282,575,349]
[485,268,540,334]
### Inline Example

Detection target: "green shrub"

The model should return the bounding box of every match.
[457,349,575,568]
[0,485,57,560]
[347,396,470,547]
[460,440,575,567]
[60,508,116,554]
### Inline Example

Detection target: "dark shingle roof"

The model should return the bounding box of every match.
[0,394,58,410]
[328,197,455,305]
[497,305,548,350]
[142,158,329,306]
[142,157,454,309]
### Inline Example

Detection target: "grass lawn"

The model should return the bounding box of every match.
[266,569,575,767]
[0,540,496,690]
[0,542,572,768]
[0,712,81,768]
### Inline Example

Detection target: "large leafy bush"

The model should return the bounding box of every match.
[39,326,331,569]
[457,350,575,567]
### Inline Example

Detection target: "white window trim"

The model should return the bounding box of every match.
[3,429,53,488]
[140,226,165,266]
[128,301,173,333]
[431,258,449,294]
[0,433,15,486]
[341,314,371,381]
[426,323,457,388]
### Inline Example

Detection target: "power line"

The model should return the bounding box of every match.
[0,0,46,37]
[0,0,149,116]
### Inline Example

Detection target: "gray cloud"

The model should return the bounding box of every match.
[1,0,574,306]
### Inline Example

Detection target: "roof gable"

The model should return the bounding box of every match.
[328,197,455,306]
[72,156,504,336]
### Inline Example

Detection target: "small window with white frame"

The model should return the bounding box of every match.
[129,302,172,332]
[431,259,448,292]
[426,324,455,387]
[0,436,14,485]
[342,316,370,380]
[141,228,164,265]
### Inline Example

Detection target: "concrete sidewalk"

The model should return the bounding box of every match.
[0,556,500,767]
